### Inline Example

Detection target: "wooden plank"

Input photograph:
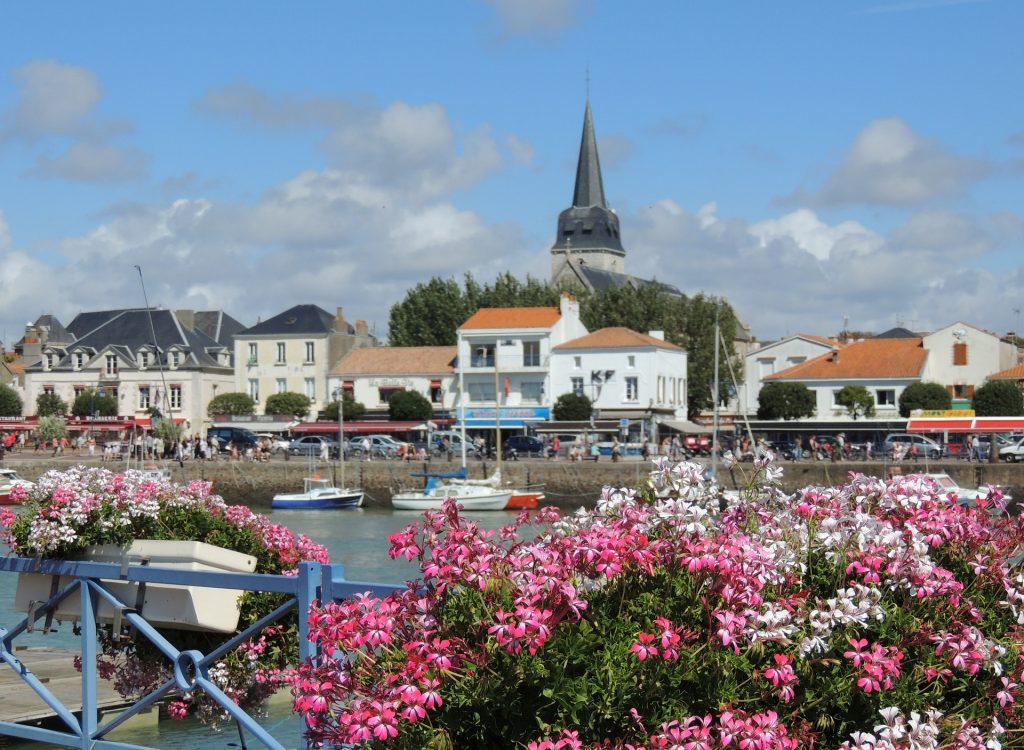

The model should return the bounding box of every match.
[0,647,129,725]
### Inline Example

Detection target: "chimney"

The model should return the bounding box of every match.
[648,330,665,341]
[335,306,346,332]
[355,319,369,337]
[175,309,195,331]
[559,292,579,321]
[829,347,840,363]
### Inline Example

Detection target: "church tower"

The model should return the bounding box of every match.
[550,100,626,286]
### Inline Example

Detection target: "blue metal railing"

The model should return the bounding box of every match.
[0,556,403,750]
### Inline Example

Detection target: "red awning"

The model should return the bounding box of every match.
[906,418,972,433]
[430,379,442,388]
[973,417,1024,432]
[291,420,453,435]
[0,420,36,431]
[135,417,186,428]
[342,380,354,388]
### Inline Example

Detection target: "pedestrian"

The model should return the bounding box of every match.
[361,436,371,462]
[550,436,561,460]
[971,433,981,461]
[319,439,329,462]
[88,436,96,457]
[611,437,621,462]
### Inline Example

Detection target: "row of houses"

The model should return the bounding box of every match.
[2,293,690,441]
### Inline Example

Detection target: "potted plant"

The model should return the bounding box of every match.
[1,465,329,724]
[295,456,1023,748]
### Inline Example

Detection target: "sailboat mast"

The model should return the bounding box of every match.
[711,307,721,481]
[495,355,502,475]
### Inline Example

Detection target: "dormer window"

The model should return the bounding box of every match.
[140,352,150,369]
[170,351,180,369]
[74,352,85,370]
[44,353,54,370]
[105,354,118,376]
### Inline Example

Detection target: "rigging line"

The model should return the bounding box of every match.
[134,265,179,467]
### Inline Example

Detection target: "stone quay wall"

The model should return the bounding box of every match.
[5,456,1024,509]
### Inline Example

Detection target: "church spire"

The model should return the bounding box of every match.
[550,99,625,280]
[572,99,608,209]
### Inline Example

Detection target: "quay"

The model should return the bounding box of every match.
[1,454,1023,508]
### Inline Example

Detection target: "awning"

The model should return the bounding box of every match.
[0,420,36,431]
[291,420,452,435]
[660,419,714,434]
[430,380,442,388]
[907,417,1024,434]
[212,419,298,432]
[136,417,186,428]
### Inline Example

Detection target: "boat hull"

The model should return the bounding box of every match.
[392,484,512,511]
[505,490,544,510]
[272,489,364,510]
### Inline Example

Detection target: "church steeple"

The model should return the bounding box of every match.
[572,99,608,209]
[551,100,625,283]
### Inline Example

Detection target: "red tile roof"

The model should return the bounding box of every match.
[460,307,561,330]
[766,337,926,380]
[331,346,456,376]
[554,327,684,351]
[990,363,1024,380]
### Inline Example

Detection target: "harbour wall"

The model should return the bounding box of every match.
[5,457,1024,509]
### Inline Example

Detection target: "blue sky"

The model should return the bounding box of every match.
[2,0,1022,345]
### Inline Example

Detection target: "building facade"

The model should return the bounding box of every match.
[234,305,378,416]
[455,293,588,436]
[23,308,238,432]
[328,346,457,419]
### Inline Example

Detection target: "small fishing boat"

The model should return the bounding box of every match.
[0,468,33,504]
[457,469,544,510]
[391,469,511,511]
[272,475,364,510]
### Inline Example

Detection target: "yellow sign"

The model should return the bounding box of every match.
[915,409,975,417]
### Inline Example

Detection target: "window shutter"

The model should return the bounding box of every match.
[946,385,955,396]
[953,343,968,366]
[966,385,975,398]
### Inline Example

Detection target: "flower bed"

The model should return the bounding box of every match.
[295,457,1024,749]
[1,465,328,723]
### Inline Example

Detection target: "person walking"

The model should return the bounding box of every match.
[611,437,621,462]
[361,436,371,462]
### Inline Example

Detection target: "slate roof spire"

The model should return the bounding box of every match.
[572,99,608,209]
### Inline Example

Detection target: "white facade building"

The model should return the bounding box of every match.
[739,335,840,415]
[328,346,457,417]
[920,322,1018,404]
[455,293,588,433]
[550,327,688,433]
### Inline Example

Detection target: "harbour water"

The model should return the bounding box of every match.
[0,505,526,749]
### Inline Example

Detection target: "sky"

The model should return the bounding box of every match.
[1,0,1023,347]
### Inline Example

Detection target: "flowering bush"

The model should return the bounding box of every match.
[1,466,329,723]
[295,457,1024,749]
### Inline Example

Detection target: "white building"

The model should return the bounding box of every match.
[24,309,239,432]
[455,293,588,436]
[920,322,1018,406]
[550,327,688,436]
[328,346,457,418]
[739,334,840,415]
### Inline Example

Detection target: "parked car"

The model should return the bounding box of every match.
[288,435,340,459]
[999,437,1024,462]
[256,433,291,454]
[881,433,943,459]
[347,435,400,459]
[208,427,260,454]
[503,435,545,457]
[430,431,469,455]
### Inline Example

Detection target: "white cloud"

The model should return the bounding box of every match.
[1,60,100,142]
[596,134,633,170]
[0,210,10,251]
[29,142,148,182]
[504,133,535,166]
[793,118,989,207]
[483,0,587,36]
[624,201,1020,338]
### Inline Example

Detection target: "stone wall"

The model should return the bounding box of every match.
[6,457,1024,509]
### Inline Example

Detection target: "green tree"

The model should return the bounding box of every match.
[320,396,366,422]
[35,391,66,417]
[71,388,118,417]
[152,417,181,445]
[388,390,433,421]
[972,380,1024,416]
[552,392,593,421]
[37,415,67,442]
[207,392,256,417]
[387,277,475,346]
[898,381,953,418]
[835,385,875,419]
[674,294,743,420]
[264,392,313,420]
[756,382,816,420]
[0,384,23,417]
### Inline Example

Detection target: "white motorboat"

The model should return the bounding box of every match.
[272,476,364,510]
[0,468,33,504]
[391,479,512,511]
[923,473,1010,509]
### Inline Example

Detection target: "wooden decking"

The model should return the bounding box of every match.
[0,646,130,725]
